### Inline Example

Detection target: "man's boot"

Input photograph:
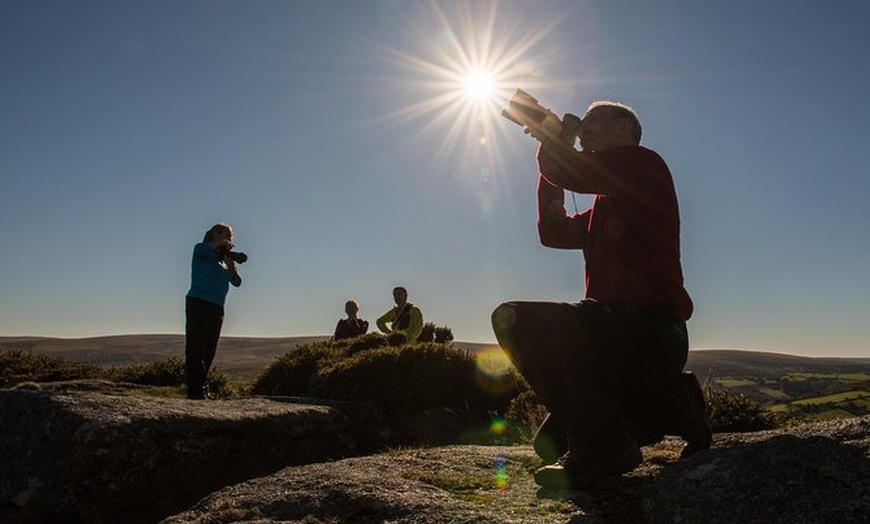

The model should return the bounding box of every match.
[534,433,643,490]
[668,372,712,458]
[533,413,568,464]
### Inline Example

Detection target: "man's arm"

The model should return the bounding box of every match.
[537,142,615,195]
[537,175,589,249]
[376,309,394,334]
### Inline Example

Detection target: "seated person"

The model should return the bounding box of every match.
[376,286,423,343]
[333,299,369,340]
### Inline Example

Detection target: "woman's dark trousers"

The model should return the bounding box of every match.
[185,297,224,399]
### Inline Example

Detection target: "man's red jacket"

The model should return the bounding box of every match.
[536,142,693,321]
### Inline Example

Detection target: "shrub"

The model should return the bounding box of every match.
[345,332,390,356]
[504,386,548,442]
[706,386,776,432]
[110,357,238,398]
[504,380,782,440]
[0,349,102,386]
[0,350,239,398]
[418,323,435,343]
[204,367,239,398]
[110,357,186,387]
[386,332,407,346]
[418,323,454,344]
[249,342,340,396]
[249,336,524,445]
[312,343,479,414]
[434,326,454,344]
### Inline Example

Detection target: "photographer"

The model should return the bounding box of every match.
[492,99,711,489]
[184,222,243,400]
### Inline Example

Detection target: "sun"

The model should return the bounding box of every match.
[370,2,567,175]
[463,70,495,101]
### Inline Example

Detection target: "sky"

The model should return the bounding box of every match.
[2,0,869,358]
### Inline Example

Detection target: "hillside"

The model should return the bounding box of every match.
[0,335,327,383]
[684,349,870,378]
[1,335,866,379]
[2,336,868,418]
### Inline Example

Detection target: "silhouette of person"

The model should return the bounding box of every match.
[184,222,242,400]
[376,286,424,343]
[333,299,369,340]
[492,101,711,489]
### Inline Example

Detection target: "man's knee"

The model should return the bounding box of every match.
[491,302,518,336]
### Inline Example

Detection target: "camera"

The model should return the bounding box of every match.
[218,247,248,264]
[501,88,581,144]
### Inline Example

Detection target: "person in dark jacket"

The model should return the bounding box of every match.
[333,299,369,340]
[492,101,711,489]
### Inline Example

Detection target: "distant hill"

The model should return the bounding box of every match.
[1,335,867,385]
[0,335,327,383]
[684,349,870,379]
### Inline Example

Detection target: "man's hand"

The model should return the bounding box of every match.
[524,113,563,142]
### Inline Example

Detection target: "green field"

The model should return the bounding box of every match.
[790,390,870,406]
[712,377,758,387]
[784,372,870,381]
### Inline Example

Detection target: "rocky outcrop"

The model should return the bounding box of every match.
[2,388,867,524]
[642,417,870,524]
[162,416,869,524]
[0,389,390,524]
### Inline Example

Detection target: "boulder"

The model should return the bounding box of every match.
[161,416,870,524]
[0,390,390,524]
[2,387,867,524]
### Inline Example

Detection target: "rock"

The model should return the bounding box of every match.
[2,387,867,524]
[0,390,390,524]
[161,416,870,524]
[641,416,870,524]
[161,445,592,524]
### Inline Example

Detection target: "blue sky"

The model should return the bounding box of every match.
[2,0,868,358]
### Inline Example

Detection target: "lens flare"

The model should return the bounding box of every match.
[490,414,508,437]
[493,455,509,489]
[475,346,512,378]
[474,346,515,395]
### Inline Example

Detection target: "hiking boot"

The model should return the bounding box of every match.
[533,413,568,464]
[534,435,643,490]
[186,385,212,400]
[669,372,712,458]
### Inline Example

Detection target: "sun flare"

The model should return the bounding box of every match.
[372,2,566,179]
[463,70,495,101]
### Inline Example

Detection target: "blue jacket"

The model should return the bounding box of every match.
[186,242,242,306]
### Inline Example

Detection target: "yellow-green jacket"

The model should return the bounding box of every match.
[376,303,423,343]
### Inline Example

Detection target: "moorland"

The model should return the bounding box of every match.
[1,334,868,424]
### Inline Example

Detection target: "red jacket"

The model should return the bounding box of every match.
[537,143,693,321]
[333,318,369,340]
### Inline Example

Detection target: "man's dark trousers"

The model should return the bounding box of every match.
[492,299,688,453]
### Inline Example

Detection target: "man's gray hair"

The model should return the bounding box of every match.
[586,101,643,144]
